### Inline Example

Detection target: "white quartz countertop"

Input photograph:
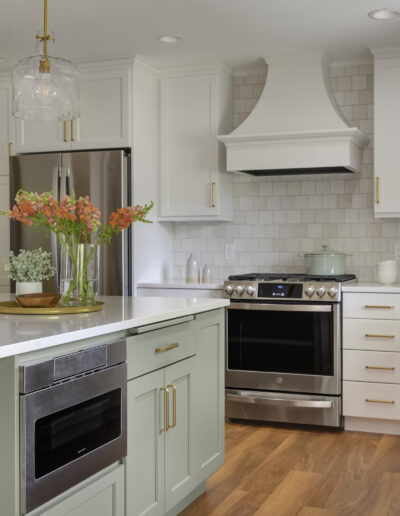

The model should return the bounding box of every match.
[342,282,400,293]
[0,295,229,359]
[137,281,224,289]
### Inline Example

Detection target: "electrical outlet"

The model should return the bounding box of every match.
[395,244,400,261]
[225,243,235,260]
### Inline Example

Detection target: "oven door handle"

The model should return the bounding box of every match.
[227,303,332,313]
[226,392,333,409]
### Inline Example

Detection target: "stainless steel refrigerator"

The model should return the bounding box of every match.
[10,149,131,295]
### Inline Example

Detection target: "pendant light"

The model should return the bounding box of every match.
[12,0,80,122]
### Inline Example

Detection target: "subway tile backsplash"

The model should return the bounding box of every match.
[172,63,396,283]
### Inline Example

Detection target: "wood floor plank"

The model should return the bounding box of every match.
[182,422,400,516]
[253,470,321,516]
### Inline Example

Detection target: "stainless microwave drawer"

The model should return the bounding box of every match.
[126,320,196,380]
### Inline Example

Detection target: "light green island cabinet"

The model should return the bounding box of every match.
[20,307,225,516]
[126,309,225,516]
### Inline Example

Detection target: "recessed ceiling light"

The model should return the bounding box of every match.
[368,8,400,20]
[157,35,182,44]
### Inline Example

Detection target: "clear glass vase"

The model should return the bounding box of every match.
[60,243,99,306]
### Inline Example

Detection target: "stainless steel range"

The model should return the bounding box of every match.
[224,273,356,428]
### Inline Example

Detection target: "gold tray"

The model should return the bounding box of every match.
[0,300,104,315]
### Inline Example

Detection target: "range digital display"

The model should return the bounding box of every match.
[258,283,303,299]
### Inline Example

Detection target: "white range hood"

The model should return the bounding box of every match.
[219,54,369,175]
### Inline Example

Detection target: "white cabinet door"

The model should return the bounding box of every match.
[0,79,14,174]
[194,309,225,482]
[126,369,165,516]
[164,356,197,512]
[160,68,232,221]
[72,68,130,150]
[373,54,400,217]
[15,119,70,153]
[0,175,9,288]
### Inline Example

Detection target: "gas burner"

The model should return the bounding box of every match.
[228,273,356,283]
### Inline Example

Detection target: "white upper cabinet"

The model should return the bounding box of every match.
[0,77,15,172]
[372,49,400,218]
[15,61,131,154]
[159,65,233,221]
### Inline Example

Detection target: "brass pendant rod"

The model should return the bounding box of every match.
[43,0,48,55]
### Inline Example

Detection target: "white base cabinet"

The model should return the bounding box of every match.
[126,309,225,516]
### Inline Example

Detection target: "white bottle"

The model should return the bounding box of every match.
[202,264,212,284]
[186,254,199,283]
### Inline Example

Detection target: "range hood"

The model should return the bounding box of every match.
[219,54,369,175]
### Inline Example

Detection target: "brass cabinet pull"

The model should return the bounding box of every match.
[155,342,179,353]
[167,384,177,428]
[364,305,395,310]
[63,120,68,142]
[211,182,216,208]
[160,386,170,432]
[365,398,395,404]
[376,176,380,204]
[8,142,13,156]
[70,120,75,142]
[365,365,395,371]
[365,334,395,339]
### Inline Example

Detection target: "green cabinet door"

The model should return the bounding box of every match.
[164,356,197,512]
[194,309,225,481]
[126,369,165,516]
[35,465,124,516]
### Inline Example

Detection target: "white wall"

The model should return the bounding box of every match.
[132,58,173,289]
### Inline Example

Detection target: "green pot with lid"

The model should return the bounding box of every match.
[304,245,350,276]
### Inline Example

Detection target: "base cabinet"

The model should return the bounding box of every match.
[126,309,225,516]
[30,465,125,516]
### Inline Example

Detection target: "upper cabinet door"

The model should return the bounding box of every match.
[15,119,70,154]
[159,67,233,221]
[71,67,130,150]
[373,52,400,217]
[14,62,131,154]
[0,79,15,173]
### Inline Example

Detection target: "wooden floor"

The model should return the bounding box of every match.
[181,421,400,516]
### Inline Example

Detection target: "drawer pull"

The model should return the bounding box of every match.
[155,342,180,353]
[365,334,395,339]
[364,305,395,310]
[365,398,395,404]
[365,365,395,371]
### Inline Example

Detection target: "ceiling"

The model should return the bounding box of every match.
[2,0,400,71]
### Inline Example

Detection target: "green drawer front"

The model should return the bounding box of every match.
[127,321,196,380]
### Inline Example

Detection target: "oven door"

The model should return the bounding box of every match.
[226,302,340,395]
[20,363,127,514]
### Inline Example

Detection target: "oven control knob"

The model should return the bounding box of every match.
[224,284,233,295]
[235,285,244,296]
[328,287,338,298]
[305,286,314,297]
[316,286,326,297]
[246,285,256,296]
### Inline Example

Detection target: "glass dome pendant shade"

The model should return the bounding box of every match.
[12,0,80,122]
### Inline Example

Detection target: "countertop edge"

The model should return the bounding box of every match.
[342,282,400,293]
[0,298,230,359]
[137,282,224,289]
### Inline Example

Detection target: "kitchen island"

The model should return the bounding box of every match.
[0,295,229,516]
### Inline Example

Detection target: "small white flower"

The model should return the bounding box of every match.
[5,248,56,282]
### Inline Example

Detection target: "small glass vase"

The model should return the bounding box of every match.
[60,243,99,306]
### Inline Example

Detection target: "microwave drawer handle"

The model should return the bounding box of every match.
[226,393,333,409]
[227,303,332,313]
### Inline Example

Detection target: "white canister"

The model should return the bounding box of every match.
[377,260,398,284]
[202,264,212,284]
[186,254,199,283]
[16,281,43,295]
